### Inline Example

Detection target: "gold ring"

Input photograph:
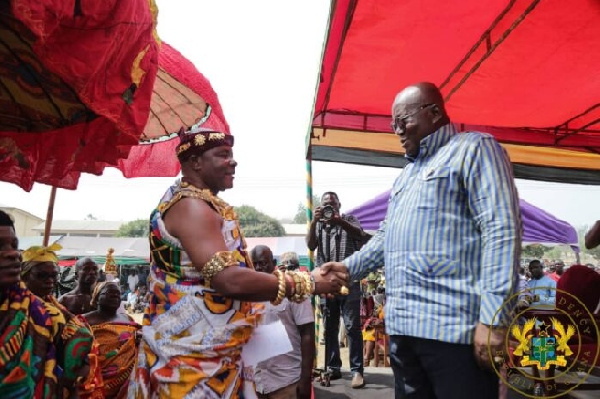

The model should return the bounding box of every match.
[339,286,349,295]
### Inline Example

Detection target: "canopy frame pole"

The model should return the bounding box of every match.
[306,155,314,271]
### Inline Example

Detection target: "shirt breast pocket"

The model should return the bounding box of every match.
[407,253,458,277]
[416,166,453,209]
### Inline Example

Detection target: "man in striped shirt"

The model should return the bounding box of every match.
[322,82,521,398]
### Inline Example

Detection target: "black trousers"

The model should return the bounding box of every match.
[323,282,363,374]
[389,335,499,399]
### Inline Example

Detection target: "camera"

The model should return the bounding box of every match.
[321,205,335,221]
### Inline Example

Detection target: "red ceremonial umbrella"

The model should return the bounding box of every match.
[0,0,160,191]
[116,42,231,178]
[0,0,160,243]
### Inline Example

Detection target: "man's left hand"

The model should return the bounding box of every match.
[473,322,505,369]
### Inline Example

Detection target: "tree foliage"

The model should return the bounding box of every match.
[237,205,286,237]
[293,195,321,224]
[117,219,149,237]
[577,225,600,261]
[543,246,563,261]
[521,244,552,260]
[587,245,600,261]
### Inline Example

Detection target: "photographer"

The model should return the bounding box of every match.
[307,192,367,389]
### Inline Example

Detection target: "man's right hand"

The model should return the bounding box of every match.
[313,206,323,222]
[311,262,349,295]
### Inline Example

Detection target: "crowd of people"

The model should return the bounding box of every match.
[2,82,600,399]
[517,258,600,312]
[0,213,140,398]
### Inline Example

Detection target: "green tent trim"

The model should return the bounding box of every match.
[59,255,149,266]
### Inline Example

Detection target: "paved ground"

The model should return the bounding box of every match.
[313,366,394,399]
[314,342,394,398]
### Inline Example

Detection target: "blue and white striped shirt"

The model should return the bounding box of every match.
[344,123,522,344]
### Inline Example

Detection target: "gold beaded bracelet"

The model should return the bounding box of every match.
[280,271,317,303]
[304,273,315,295]
[201,251,238,287]
[271,269,287,305]
[289,272,305,303]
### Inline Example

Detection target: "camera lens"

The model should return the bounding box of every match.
[322,205,334,220]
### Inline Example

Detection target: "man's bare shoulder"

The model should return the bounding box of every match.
[58,292,79,303]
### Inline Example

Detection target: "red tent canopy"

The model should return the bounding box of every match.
[310,0,600,184]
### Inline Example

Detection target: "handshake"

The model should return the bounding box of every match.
[310,262,350,296]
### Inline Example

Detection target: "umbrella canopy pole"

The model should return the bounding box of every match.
[306,156,314,271]
[306,154,321,370]
[43,186,57,246]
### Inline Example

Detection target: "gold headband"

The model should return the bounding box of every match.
[176,129,233,158]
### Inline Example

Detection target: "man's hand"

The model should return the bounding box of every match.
[311,262,349,295]
[473,323,505,369]
[320,261,348,276]
[297,375,311,399]
[313,206,323,222]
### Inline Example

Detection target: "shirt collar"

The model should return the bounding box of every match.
[405,123,457,162]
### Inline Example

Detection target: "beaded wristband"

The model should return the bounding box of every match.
[271,269,287,305]
[202,251,238,287]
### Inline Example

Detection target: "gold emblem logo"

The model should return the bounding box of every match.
[489,288,599,398]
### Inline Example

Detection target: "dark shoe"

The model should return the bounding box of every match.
[351,372,365,389]
[329,369,342,380]
[532,383,545,397]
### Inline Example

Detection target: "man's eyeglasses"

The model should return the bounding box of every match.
[390,103,435,132]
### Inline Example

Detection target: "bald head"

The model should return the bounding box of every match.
[250,245,275,273]
[391,82,450,158]
[393,82,447,116]
[75,257,98,287]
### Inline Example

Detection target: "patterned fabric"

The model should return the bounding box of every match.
[44,295,103,398]
[89,319,139,399]
[0,283,65,398]
[362,307,384,342]
[345,123,522,344]
[130,179,263,398]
